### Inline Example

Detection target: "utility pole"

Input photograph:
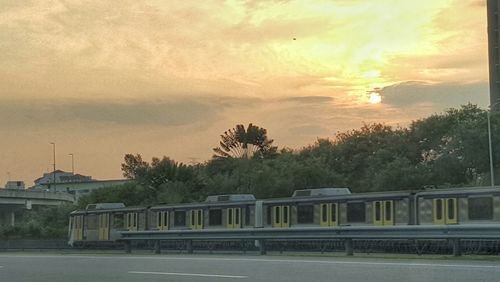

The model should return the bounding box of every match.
[50,142,56,192]
[69,153,74,174]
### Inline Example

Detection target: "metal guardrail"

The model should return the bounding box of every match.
[118,224,500,256]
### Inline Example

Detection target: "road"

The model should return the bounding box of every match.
[0,253,499,282]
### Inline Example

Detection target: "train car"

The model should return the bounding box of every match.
[416,186,500,225]
[259,188,415,228]
[147,194,256,231]
[68,203,148,246]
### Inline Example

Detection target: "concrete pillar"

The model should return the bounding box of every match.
[345,239,354,256]
[258,239,267,255]
[154,240,161,254]
[10,212,15,227]
[186,240,193,254]
[124,241,132,254]
[452,239,462,257]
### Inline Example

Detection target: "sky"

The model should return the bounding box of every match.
[0,0,490,186]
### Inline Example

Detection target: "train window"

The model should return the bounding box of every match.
[157,212,162,227]
[468,197,493,220]
[375,201,381,221]
[275,206,280,224]
[447,199,455,220]
[283,206,288,224]
[385,201,392,221]
[209,209,222,226]
[113,213,124,228]
[297,205,314,224]
[347,202,366,223]
[435,199,443,220]
[228,208,233,224]
[174,211,186,227]
[322,204,327,222]
[163,211,169,227]
[87,215,97,229]
[235,208,240,225]
[245,207,251,226]
[331,203,337,223]
[197,210,202,225]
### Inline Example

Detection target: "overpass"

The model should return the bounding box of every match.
[0,189,75,227]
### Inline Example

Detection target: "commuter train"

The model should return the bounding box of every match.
[68,186,500,245]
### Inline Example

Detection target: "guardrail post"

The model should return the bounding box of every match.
[345,239,353,256]
[258,239,267,255]
[452,239,461,257]
[154,240,161,254]
[186,240,194,254]
[124,241,131,254]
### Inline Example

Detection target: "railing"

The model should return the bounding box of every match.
[118,224,500,256]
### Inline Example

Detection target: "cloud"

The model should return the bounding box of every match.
[0,98,224,128]
[380,81,488,109]
[280,96,333,103]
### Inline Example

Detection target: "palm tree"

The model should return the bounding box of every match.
[213,123,277,159]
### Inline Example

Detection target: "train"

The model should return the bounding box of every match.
[67,186,500,245]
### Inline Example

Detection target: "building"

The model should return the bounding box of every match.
[33,170,92,187]
[31,170,133,199]
[4,181,25,190]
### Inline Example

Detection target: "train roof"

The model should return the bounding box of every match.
[70,204,146,215]
[150,194,257,210]
[416,186,500,197]
[261,189,413,204]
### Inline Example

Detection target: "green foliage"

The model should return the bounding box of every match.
[0,204,76,239]
[213,123,278,159]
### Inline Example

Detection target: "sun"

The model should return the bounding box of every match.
[369,92,382,104]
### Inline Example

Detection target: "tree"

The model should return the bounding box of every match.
[121,154,149,179]
[213,123,278,159]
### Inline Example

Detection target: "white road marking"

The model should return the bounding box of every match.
[128,271,247,279]
[1,254,500,270]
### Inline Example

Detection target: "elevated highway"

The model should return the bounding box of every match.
[0,189,75,227]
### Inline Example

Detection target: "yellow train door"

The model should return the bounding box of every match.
[126,212,138,231]
[272,206,290,228]
[320,203,338,227]
[373,201,394,226]
[227,208,241,229]
[73,215,83,240]
[157,211,169,230]
[190,209,203,229]
[433,198,457,224]
[98,213,109,240]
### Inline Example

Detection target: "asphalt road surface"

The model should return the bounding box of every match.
[0,253,499,282]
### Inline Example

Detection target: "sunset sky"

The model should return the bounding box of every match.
[0,0,490,185]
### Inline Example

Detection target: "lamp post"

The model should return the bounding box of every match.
[488,102,500,186]
[69,153,74,174]
[50,142,56,192]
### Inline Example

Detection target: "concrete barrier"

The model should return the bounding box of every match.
[0,240,70,250]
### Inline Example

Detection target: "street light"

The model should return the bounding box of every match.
[50,142,56,192]
[69,153,74,174]
[488,102,500,186]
